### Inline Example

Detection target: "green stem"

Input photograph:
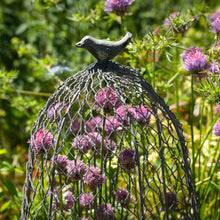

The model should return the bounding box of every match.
[198,99,205,181]
[190,76,195,184]
[100,115,106,203]
[120,16,125,35]
[175,47,180,119]
[59,175,64,217]
[152,49,156,90]
[7,88,51,97]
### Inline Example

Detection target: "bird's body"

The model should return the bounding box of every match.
[75,32,132,61]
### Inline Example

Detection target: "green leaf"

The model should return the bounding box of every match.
[0,201,11,212]
[14,168,24,174]
[0,149,7,155]
[2,179,18,198]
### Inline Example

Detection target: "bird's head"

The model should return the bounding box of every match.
[75,36,94,48]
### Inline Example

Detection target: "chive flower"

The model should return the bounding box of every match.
[105,0,135,16]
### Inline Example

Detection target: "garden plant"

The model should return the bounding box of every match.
[0,0,220,219]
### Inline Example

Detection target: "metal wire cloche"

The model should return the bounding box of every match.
[21,34,199,220]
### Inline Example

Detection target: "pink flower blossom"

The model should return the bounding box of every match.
[86,116,102,133]
[213,120,220,136]
[71,135,94,154]
[67,160,88,181]
[210,10,220,22]
[135,105,151,125]
[85,166,106,192]
[115,189,134,208]
[88,132,116,158]
[180,47,202,61]
[54,154,68,174]
[96,203,115,220]
[71,118,80,132]
[94,87,121,113]
[63,191,75,211]
[184,52,210,74]
[28,129,55,154]
[79,193,94,208]
[119,148,136,172]
[116,104,136,125]
[211,17,220,33]
[105,0,135,16]
[214,106,220,114]
[48,103,67,118]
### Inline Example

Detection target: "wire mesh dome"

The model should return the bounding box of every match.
[21,35,199,220]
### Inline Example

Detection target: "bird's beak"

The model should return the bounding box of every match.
[75,41,83,48]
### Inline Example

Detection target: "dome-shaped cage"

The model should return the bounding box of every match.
[21,61,199,220]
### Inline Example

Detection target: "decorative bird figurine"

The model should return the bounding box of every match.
[75,32,132,61]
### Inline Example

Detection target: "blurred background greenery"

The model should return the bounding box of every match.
[0,0,219,218]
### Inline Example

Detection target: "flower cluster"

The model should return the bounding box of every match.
[67,160,88,181]
[213,120,220,136]
[55,154,68,174]
[72,135,94,154]
[105,0,135,17]
[119,148,136,172]
[89,132,116,158]
[79,193,94,209]
[210,10,220,33]
[166,192,177,208]
[116,104,151,125]
[96,203,115,220]
[48,102,68,119]
[52,190,75,212]
[85,166,106,192]
[115,189,133,208]
[63,191,75,211]
[181,47,218,76]
[28,129,55,155]
[94,87,121,113]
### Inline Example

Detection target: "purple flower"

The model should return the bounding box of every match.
[214,106,220,114]
[105,0,135,16]
[71,135,94,154]
[211,17,220,33]
[63,191,75,211]
[116,104,136,125]
[135,105,151,125]
[210,10,220,22]
[79,193,94,209]
[163,12,179,27]
[96,203,115,220]
[166,192,177,207]
[28,129,55,154]
[213,120,220,136]
[94,87,121,113]
[180,47,202,61]
[85,166,106,192]
[67,160,88,181]
[208,64,219,74]
[54,154,68,174]
[184,52,210,74]
[115,189,133,208]
[71,118,80,132]
[105,116,123,138]
[89,132,116,158]
[119,149,135,172]
[48,103,67,118]
[86,116,102,133]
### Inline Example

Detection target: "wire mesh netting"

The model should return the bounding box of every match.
[21,61,199,220]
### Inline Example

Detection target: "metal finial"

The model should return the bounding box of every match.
[75,32,132,61]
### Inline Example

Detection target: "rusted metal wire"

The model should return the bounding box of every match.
[21,60,199,220]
